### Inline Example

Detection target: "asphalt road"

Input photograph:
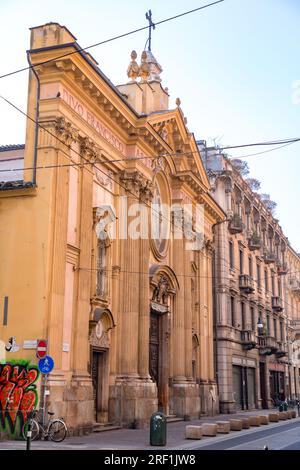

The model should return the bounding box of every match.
[1,416,300,451]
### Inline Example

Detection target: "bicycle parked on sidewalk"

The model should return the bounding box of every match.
[22,410,67,442]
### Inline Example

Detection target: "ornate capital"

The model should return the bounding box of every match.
[80,137,99,162]
[204,237,214,256]
[119,170,152,201]
[55,117,78,146]
[139,178,154,204]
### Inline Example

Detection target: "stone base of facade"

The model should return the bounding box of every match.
[170,382,201,419]
[109,379,158,428]
[47,371,94,435]
[199,382,219,416]
[219,400,237,414]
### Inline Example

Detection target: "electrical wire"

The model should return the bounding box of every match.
[0,1,225,81]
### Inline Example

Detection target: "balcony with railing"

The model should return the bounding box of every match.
[239,274,255,294]
[228,213,243,234]
[258,335,278,355]
[275,341,288,358]
[272,296,284,313]
[263,249,276,264]
[241,330,257,350]
[277,261,288,276]
[248,232,262,251]
[289,277,300,294]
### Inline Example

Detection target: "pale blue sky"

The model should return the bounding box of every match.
[0,0,299,250]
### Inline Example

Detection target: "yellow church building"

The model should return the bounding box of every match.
[0,23,224,434]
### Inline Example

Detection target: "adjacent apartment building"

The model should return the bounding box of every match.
[200,143,300,413]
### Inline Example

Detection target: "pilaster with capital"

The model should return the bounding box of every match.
[171,204,186,382]
[117,170,152,378]
[47,118,79,371]
[138,178,154,379]
[72,138,95,377]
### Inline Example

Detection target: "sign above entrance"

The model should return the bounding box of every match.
[61,88,126,156]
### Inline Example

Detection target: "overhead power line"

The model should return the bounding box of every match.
[0,0,225,81]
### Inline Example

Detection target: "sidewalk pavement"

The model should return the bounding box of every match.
[2,407,299,450]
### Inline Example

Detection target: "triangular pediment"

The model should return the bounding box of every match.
[147,108,210,191]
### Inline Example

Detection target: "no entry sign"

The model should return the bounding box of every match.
[36,339,47,359]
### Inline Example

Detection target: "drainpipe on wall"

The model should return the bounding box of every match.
[26,52,40,186]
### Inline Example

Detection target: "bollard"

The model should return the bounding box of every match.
[150,412,167,446]
[26,413,33,451]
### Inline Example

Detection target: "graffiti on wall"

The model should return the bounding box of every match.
[0,361,39,434]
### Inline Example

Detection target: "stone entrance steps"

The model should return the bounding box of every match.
[93,422,121,433]
[166,415,183,423]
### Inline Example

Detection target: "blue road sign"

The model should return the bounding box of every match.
[38,355,54,374]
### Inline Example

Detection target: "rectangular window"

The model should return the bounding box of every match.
[280,322,284,341]
[273,318,277,339]
[278,278,282,297]
[239,249,244,274]
[251,307,255,331]
[271,274,275,295]
[264,270,268,293]
[241,302,245,330]
[249,257,253,277]
[267,315,270,336]
[96,239,106,297]
[230,296,235,327]
[229,241,234,270]
[257,264,261,288]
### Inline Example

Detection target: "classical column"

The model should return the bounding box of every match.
[138,180,154,379]
[118,171,141,378]
[172,205,186,382]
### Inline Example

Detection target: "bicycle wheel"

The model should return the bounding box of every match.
[22,419,40,441]
[48,419,67,442]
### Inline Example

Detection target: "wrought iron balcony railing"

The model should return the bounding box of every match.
[228,213,243,234]
[289,277,300,294]
[258,335,278,355]
[239,274,255,294]
[248,233,262,251]
[263,249,276,264]
[275,342,288,358]
[272,296,284,313]
[241,330,257,350]
[277,261,288,276]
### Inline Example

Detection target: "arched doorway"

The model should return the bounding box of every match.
[89,308,115,423]
[149,265,178,415]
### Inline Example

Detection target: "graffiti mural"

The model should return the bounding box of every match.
[0,361,39,435]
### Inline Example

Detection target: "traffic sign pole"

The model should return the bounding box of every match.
[38,356,54,432]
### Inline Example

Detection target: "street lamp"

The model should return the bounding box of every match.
[257,317,264,336]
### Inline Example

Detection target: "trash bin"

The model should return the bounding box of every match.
[279,403,283,412]
[150,412,167,446]
[283,402,288,411]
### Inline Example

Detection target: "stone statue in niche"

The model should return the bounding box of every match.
[152,275,169,305]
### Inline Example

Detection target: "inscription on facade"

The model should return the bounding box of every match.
[62,88,126,155]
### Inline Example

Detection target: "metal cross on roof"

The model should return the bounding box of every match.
[145,9,155,51]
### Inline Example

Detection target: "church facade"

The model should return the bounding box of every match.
[0,23,224,433]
